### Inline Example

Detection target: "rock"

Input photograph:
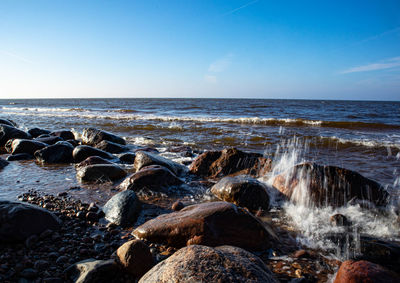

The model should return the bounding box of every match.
[330,214,351,227]
[10,139,47,155]
[0,118,17,127]
[0,201,61,242]
[103,190,141,227]
[134,151,186,176]
[132,201,277,251]
[95,140,128,154]
[65,259,121,283]
[116,239,154,277]
[211,176,270,212]
[50,130,75,140]
[28,128,51,138]
[65,139,79,147]
[7,153,33,161]
[334,260,399,283]
[189,148,271,178]
[139,245,278,283]
[118,165,183,193]
[34,136,63,145]
[77,156,114,168]
[168,146,193,157]
[171,201,184,211]
[272,162,389,208]
[81,128,126,146]
[0,157,9,169]
[72,145,116,163]
[118,152,136,164]
[77,164,127,182]
[0,125,31,147]
[19,268,38,279]
[34,142,73,164]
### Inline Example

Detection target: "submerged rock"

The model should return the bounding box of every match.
[95,140,128,154]
[65,259,121,283]
[189,148,271,178]
[81,128,126,146]
[211,175,271,212]
[34,141,74,164]
[132,201,277,251]
[334,260,399,283]
[77,164,127,182]
[139,245,278,283]
[134,151,186,176]
[0,201,61,242]
[0,125,31,147]
[116,239,154,277]
[103,190,141,227]
[10,139,47,155]
[28,128,51,138]
[72,145,116,163]
[0,157,9,169]
[272,162,389,208]
[118,165,183,193]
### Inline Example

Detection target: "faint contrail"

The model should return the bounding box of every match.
[0,49,34,64]
[222,0,259,16]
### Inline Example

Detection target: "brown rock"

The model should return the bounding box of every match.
[272,162,389,208]
[171,201,184,211]
[139,245,278,283]
[132,201,277,251]
[116,240,154,277]
[334,260,399,283]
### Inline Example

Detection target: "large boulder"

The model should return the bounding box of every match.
[50,130,75,140]
[9,139,47,155]
[118,165,183,193]
[0,118,17,127]
[334,260,399,283]
[272,162,389,208]
[81,128,126,146]
[72,145,116,163]
[77,164,127,182]
[189,148,271,179]
[34,141,74,164]
[28,128,51,138]
[211,176,270,212]
[0,125,31,147]
[116,239,154,277]
[0,201,62,242]
[0,157,9,169]
[35,136,64,145]
[132,201,277,251]
[139,245,278,283]
[65,259,121,283]
[103,190,141,227]
[95,140,128,154]
[134,151,186,176]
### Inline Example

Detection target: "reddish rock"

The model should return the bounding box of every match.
[132,201,277,251]
[272,162,389,208]
[334,260,399,283]
[139,245,278,283]
[116,240,154,277]
[171,201,184,211]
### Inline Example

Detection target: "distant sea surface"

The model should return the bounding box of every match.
[1,98,399,200]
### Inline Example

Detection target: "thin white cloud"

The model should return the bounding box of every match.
[208,53,233,73]
[204,75,217,84]
[0,49,34,64]
[222,0,259,16]
[341,57,400,74]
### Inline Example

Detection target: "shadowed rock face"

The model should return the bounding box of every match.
[34,142,74,164]
[211,175,271,212]
[0,125,31,147]
[10,139,47,155]
[334,260,400,283]
[94,140,128,154]
[190,148,271,179]
[28,128,51,138]
[72,145,116,163]
[65,259,121,283]
[139,245,279,283]
[134,151,186,176]
[34,136,63,145]
[132,201,277,251]
[77,164,127,182]
[50,130,76,140]
[272,162,389,208]
[0,118,17,127]
[81,128,126,146]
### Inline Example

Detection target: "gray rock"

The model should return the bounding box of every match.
[103,190,141,227]
[73,145,116,163]
[77,164,127,183]
[81,128,126,146]
[65,259,120,283]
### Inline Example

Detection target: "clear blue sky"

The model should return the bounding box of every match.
[1,0,399,100]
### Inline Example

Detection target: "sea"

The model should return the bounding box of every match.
[1,98,399,257]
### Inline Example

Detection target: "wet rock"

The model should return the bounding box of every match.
[116,239,154,277]
[272,162,389,208]
[10,139,47,155]
[134,151,186,176]
[118,165,183,193]
[81,128,126,146]
[134,147,159,153]
[19,268,38,279]
[118,152,136,164]
[171,201,184,211]
[73,145,116,163]
[50,130,75,140]
[0,201,61,242]
[28,128,51,138]
[95,140,128,154]
[139,245,278,283]
[211,175,271,212]
[77,156,113,168]
[34,142,74,164]
[65,259,120,283]
[34,136,63,145]
[334,260,399,283]
[0,125,31,147]
[132,201,277,251]
[103,190,141,227]
[189,148,271,178]
[0,157,9,169]
[330,214,351,227]
[65,139,80,147]
[0,118,17,127]
[7,153,33,161]
[168,146,193,157]
[77,164,127,182]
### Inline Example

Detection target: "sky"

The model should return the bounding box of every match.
[0,0,400,100]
